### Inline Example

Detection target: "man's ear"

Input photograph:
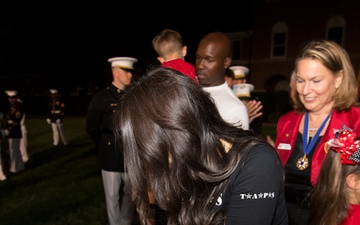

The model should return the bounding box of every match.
[157,56,165,64]
[182,46,187,57]
[224,57,232,69]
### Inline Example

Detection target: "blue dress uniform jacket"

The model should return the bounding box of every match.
[274,106,360,186]
[86,84,125,172]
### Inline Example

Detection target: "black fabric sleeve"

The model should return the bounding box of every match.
[86,93,104,146]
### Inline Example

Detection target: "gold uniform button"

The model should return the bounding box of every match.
[108,142,111,145]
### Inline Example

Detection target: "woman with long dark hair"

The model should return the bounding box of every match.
[114,67,288,225]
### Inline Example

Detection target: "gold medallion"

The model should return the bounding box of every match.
[296,155,309,170]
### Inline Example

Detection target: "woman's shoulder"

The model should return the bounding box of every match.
[347,106,360,114]
[239,143,280,167]
[330,106,360,132]
[275,110,302,130]
[333,106,360,114]
[332,106,360,121]
[249,143,278,157]
[91,88,111,99]
[278,110,300,121]
[229,143,284,186]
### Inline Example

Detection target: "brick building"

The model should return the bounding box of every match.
[228,0,360,92]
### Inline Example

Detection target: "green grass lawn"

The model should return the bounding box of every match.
[0,116,108,225]
[0,116,277,225]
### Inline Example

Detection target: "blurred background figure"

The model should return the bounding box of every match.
[230,65,248,85]
[47,89,68,146]
[224,67,235,87]
[17,95,28,162]
[0,111,6,181]
[232,82,254,100]
[5,90,25,174]
[230,65,263,135]
[0,159,6,180]
[152,29,198,84]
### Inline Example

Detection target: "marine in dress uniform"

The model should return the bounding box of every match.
[4,90,25,173]
[46,89,69,146]
[230,66,263,135]
[86,57,137,225]
[17,97,29,163]
[0,105,6,180]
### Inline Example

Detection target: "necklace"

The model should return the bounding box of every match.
[297,112,331,170]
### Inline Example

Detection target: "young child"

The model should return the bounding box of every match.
[308,125,360,225]
[152,29,198,84]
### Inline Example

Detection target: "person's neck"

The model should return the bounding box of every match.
[307,104,333,131]
[348,188,360,205]
[308,104,333,121]
[112,81,124,90]
[163,55,183,62]
[201,80,226,88]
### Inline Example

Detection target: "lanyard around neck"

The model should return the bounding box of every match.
[302,112,331,156]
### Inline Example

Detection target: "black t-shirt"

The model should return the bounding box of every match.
[213,143,288,225]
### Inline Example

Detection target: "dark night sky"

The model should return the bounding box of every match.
[0,5,254,86]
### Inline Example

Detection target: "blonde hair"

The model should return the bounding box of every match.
[152,29,184,59]
[292,40,359,112]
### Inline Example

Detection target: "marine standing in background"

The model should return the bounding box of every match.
[230,65,263,135]
[5,90,25,174]
[17,96,29,162]
[224,67,235,88]
[46,89,68,146]
[86,57,137,225]
[0,109,6,180]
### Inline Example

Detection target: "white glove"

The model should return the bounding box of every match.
[56,118,61,125]
[46,118,51,125]
[3,129,9,136]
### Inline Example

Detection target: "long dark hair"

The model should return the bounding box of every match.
[114,66,266,225]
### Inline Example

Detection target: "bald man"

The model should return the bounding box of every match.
[195,31,249,130]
